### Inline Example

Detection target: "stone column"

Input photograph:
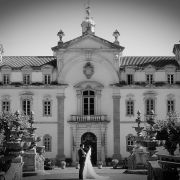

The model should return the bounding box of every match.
[100,128,106,163]
[56,95,65,160]
[76,90,82,115]
[112,95,121,160]
[96,90,101,114]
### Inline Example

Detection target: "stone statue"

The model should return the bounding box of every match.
[86,6,90,18]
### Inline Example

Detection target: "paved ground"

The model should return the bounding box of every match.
[23,167,147,180]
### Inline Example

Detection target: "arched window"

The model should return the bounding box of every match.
[82,90,95,115]
[43,134,52,152]
[126,134,135,152]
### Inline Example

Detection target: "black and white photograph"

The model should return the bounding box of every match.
[0,0,180,179]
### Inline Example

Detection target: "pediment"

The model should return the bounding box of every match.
[164,64,176,72]
[68,36,112,49]
[74,80,104,90]
[1,65,12,71]
[144,65,156,72]
[52,34,124,51]
[21,65,32,72]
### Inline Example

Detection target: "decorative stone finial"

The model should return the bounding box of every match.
[113,30,120,45]
[57,30,65,45]
[0,44,4,62]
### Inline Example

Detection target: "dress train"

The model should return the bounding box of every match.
[83,148,110,179]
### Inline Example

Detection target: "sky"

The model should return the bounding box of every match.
[0,0,180,56]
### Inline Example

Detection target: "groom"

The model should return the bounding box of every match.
[78,144,86,180]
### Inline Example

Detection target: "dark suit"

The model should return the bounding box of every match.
[78,148,86,179]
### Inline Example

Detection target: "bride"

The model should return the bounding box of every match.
[83,147,110,179]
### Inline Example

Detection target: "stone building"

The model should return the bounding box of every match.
[0,5,180,164]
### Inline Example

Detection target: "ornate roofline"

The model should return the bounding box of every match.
[51,34,125,51]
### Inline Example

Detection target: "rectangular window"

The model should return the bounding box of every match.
[43,101,51,116]
[23,74,31,85]
[146,99,155,115]
[127,74,133,85]
[44,74,51,85]
[167,100,174,113]
[146,74,153,84]
[83,97,95,115]
[2,101,10,112]
[3,74,10,85]
[167,74,174,84]
[22,99,31,115]
[126,100,134,116]
[83,97,89,115]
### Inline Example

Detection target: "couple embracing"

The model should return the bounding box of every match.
[78,144,109,180]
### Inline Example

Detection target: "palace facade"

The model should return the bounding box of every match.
[0,7,180,164]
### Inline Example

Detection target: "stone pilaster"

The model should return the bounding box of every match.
[56,95,65,160]
[71,126,77,164]
[112,95,121,160]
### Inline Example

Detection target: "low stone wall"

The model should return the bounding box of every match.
[4,156,24,180]
[22,149,36,172]
[22,147,45,172]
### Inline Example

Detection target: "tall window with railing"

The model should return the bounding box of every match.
[82,90,95,115]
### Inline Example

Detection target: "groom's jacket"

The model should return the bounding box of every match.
[78,148,86,163]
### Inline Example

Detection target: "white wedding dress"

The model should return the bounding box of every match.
[83,148,110,179]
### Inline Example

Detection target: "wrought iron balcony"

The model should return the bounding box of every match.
[69,115,109,123]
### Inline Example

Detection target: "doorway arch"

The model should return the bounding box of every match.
[81,132,97,165]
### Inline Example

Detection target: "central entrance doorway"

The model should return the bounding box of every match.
[81,132,97,165]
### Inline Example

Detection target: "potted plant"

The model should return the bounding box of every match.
[112,159,119,169]
[60,160,66,169]
[75,161,79,169]
[98,161,103,169]
[65,158,72,167]
[0,111,31,175]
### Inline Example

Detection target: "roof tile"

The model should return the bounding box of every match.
[0,56,56,68]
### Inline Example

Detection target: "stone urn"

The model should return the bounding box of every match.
[98,161,103,169]
[60,161,66,169]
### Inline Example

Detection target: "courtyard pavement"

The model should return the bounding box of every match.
[23,167,147,180]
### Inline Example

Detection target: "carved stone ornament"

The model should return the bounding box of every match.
[83,62,94,79]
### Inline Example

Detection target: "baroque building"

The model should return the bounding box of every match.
[0,6,180,164]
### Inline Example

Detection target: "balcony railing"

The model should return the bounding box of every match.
[69,115,109,123]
